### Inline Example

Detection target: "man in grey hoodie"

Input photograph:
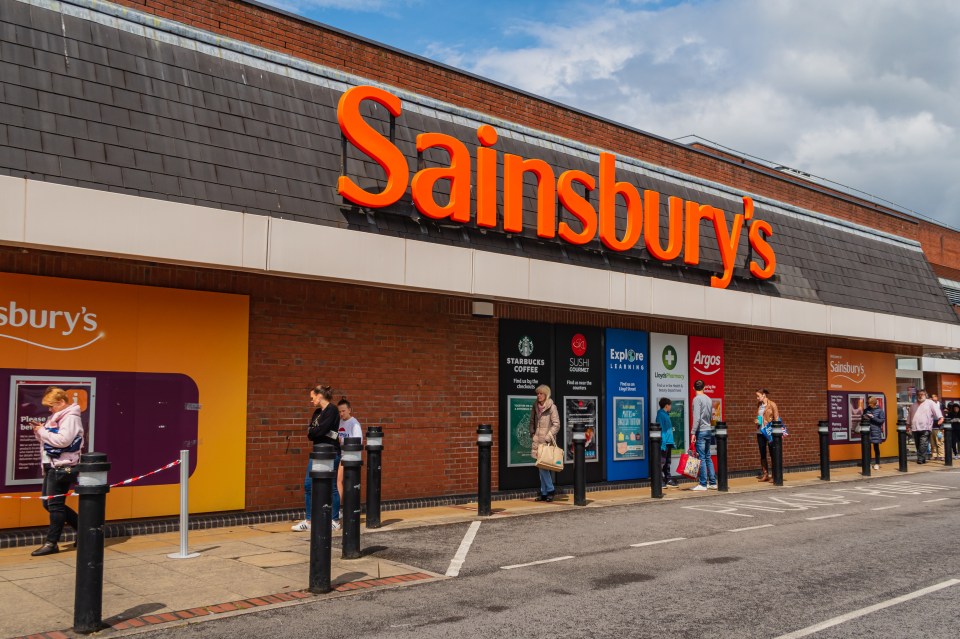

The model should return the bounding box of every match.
[690,380,717,491]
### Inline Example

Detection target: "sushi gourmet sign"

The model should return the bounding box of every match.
[335,85,777,290]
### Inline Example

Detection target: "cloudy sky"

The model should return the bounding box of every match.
[263,0,960,229]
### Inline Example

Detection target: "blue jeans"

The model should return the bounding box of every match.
[305,454,340,521]
[696,432,717,487]
[537,468,555,496]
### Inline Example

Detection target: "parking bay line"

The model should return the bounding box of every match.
[774,578,960,639]
[501,556,575,570]
[630,537,686,548]
[923,498,950,503]
[445,520,481,577]
[806,514,845,521]
[728,524,774,533]
[871,505,901,511]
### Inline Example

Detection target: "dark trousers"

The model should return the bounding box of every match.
[913,431,930,462]
[41,466,78,544]
[661,445,673,482]
[873,443,881,465]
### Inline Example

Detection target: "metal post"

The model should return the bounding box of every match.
[573,424,587,506]
[818,420,831,481]
[945,419,955,467]
[308,444,335,594]
[716,421,728,492]
[771,419,784,486]
[341,437,363,560]
[860,414,872,476]
[649,421,663,499]
[897,419,908,472]
[477,425,492,516]
[365,426,383,529]
[73,452,111,634]
[167,449,199,559]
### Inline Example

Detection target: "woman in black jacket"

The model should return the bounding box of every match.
[292,385,341,531]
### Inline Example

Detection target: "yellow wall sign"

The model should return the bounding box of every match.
[0,273,249,529]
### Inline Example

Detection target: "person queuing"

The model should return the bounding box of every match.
[657,398,678,488]
[949,402,960,457]
[864,397,886,470]
[336,397,363,525]
[756,388,779,483]
[292,385,341,532]
[530,384,561,502]
[930,393,945,461]
[31,387,85,557]
[907,389,941,465]
[690,380,717,491]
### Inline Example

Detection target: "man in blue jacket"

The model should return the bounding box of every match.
[657,398,678,488]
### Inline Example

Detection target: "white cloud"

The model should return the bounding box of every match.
[425,0,960,227]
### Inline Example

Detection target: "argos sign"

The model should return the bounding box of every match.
[689,336,724,427]
[336,85,777,290]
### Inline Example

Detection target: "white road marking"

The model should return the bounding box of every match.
[806,514,845,521]
[923,498,950,503]
[501,556,575,570]
[630,537,686,548]
[445,520,481,577]
[682,505,754,517]
[728,524,774,532]
[774,579,960,639]
[871,505,901,511]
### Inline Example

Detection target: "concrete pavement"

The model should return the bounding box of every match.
[1,459,953,639]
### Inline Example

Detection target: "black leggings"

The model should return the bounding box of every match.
[873,443,881,465]
[41,466,78,544]
[757,434,769,465]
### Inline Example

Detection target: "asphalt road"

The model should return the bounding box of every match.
[139,471,960,639]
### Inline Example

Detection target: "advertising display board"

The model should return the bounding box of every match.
[688,336,724,459]
[650,334,690,461]
[554,326,604,485]
[941,374,960,402]
[827,348,897,462]
[0,273,248,529]
[498,320,553,490]
[605,329,648,481]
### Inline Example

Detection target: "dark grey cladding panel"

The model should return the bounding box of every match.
[0,2,955,324]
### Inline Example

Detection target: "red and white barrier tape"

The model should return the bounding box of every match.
[0,459,181,500]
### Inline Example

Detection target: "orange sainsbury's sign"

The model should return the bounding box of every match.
[336,85,776,289]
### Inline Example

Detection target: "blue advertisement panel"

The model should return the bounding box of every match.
[605,329,649,481]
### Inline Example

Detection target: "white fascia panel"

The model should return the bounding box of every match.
[405,239,472,294]
[916,319,948,349]
[24,181,245,266]
[770,297,828,334]
[268,218,404,285]
[473,250,529,300]
[624,274,652,314]
[0,175,25,243]
[528,259,610,309]
[650,278,706,321]
[892,315,922,345]
[704,286,753,326]
[242,214,269,270]
[609,271,626,311]
[829,306,876,340]
[751,294,772,328]
[875,312,898,342]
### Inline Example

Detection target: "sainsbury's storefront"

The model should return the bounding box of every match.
[0,0,958,529]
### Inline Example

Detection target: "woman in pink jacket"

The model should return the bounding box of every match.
[31,387,85,557]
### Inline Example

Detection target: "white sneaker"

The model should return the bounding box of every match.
[331,519,342,530]
[707,484,718,490]
[291,519,311,532]
[873,464,880,470]
[691,485,708,491]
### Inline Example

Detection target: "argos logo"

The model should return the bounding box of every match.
[692,351,721,376]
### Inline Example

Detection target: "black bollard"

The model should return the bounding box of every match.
[897,418,908,472]
[365,426,384,529]
[771,419,784,486]
[341,437,363,560]
[818,420,831,481]
[308,444,335,594]
[573,424,587,506]
[649,421,663,499]
[860,413,872,476]
[476,424,492,516]
[716,421,728,492]
[73,452,111,634]
[945,419,955,467]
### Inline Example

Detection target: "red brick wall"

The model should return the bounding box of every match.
[108,0,960,270]
[0,246,923,510]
